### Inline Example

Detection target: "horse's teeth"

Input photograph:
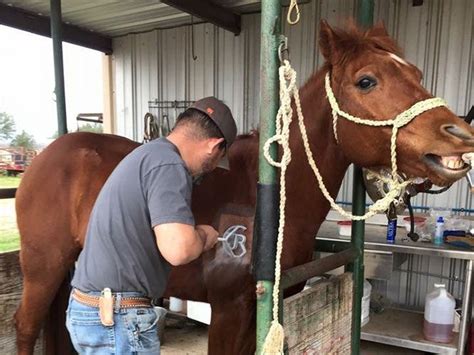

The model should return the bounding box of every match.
[441,156,464,170]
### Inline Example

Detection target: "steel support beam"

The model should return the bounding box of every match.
[0,3,112,54]
[50,0,68,136]
[254,0,281,354]
[348,166,367,355]
[161,0,241,35]
[348,7,374,355]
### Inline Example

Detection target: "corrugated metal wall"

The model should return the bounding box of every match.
[113,0,473,211]
[112,0,473,311]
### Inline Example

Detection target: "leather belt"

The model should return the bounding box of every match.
[72,288,152,309]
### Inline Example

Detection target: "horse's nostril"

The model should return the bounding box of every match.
[442,124,474,141]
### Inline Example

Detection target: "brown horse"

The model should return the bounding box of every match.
[14,21,474,354]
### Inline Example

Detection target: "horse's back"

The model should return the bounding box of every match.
[16,132,139,248]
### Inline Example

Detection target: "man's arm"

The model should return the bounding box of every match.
[154,223,218,266]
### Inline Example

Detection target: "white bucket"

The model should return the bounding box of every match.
[361,279,372,326]
[169,297,184,312]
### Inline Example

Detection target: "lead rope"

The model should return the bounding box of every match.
[261,61,295,355]
[261,59,448,354]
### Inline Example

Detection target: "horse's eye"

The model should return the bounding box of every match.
[356,76,377,90]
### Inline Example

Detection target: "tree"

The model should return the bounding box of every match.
[49,123,103,139]
[10,130,37,150]
[0,112,16,141]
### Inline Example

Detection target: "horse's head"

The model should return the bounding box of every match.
[319,20,474,186]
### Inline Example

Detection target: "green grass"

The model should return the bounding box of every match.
[0,175,21,252]
[0,175,22,188]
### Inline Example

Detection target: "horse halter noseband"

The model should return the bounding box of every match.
[325,71,447,193]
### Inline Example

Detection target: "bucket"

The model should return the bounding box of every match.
[361,279,372,326]
[169,297,184,312]
[337,220,352,237]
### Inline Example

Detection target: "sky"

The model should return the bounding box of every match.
[0,25,103,146]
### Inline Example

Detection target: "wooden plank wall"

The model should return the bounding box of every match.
[0,251,44,354]
[284,272,353,354]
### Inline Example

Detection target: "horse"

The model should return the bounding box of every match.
[14,20,474,354]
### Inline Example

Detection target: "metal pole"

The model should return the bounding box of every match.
[282,248,358,290]
[348,166,366,355]
[457,260,473,354]
[349,5,373,355]
[50,0,68,135]
[254,0,281,354]
[356,0,374,30]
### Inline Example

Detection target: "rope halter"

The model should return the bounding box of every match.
[325,72,447,217]
[325,72,447,177]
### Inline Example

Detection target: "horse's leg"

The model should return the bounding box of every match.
[44,273,76,355]
[208,299,256,355]
[15,243,78,355]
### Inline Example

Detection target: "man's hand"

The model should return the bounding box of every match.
[195,225,219,251]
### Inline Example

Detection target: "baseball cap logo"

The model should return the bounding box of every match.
[206,107,214,115]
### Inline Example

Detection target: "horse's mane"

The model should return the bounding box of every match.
[230,130,259,157]
[333,21,401,66]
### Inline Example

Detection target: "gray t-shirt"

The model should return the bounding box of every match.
[71,138,194,299]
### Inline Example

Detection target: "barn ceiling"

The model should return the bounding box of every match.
[0,0,268,37]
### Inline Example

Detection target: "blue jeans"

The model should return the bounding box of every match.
[66,291,165,354]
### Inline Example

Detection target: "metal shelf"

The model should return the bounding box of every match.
[317,222,474,260]
[361,308,458,354]
[317,220,473,354]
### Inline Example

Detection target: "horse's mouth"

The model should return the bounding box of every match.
[423,153,470,179]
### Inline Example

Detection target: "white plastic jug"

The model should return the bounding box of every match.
[423,284,455,343]
[361,279,372,327]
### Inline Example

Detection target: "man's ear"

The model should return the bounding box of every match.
[207,137,225,154]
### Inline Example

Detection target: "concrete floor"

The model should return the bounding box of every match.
[160,314,424,355]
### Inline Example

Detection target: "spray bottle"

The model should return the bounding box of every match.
[434,216,445,245]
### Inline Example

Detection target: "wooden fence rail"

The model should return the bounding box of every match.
[0,251,44,354]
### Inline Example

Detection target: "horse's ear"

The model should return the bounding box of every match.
[366,20,389,38]
[319,20,342,64]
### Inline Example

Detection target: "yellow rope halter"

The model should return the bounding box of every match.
[325,71,447,219]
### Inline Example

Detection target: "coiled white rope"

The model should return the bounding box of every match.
[261,59,447,354]
[261,61,295,355]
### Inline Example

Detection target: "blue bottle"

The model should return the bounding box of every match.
[386,203,397,244]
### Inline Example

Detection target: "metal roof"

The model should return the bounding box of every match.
[0,0,264,37]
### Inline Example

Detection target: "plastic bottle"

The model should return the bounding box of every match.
[386,203,397,244]
[423,284,455,343]
[434,216,445,245]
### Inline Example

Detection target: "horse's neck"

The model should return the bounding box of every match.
[283,70,350,260]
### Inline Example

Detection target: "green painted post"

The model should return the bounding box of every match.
[258,0,280,186]
[348,166,366,355]
[255,0,281,354]
[357,0,374,30]
[50,0,68,135]
[350,2,374,354]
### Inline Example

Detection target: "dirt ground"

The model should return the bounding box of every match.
[161,314,208,355]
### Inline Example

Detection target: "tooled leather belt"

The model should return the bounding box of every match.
[72,288,152,308]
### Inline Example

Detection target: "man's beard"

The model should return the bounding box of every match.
[193,155,216,185]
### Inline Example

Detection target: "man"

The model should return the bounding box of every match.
[66,97,237,354]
